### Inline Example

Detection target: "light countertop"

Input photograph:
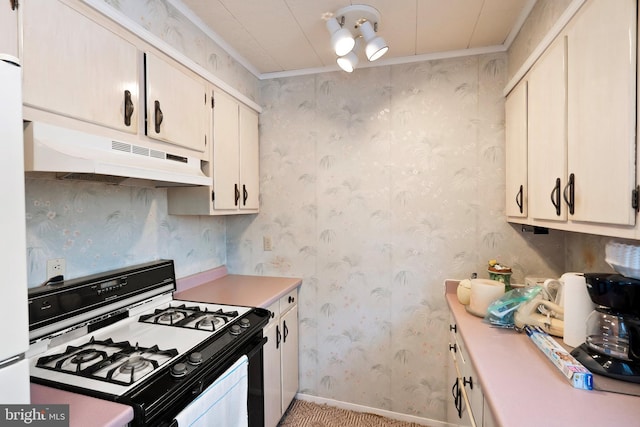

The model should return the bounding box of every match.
[30,384,133,427]
[174,267,302,308]
[445,279,639,427]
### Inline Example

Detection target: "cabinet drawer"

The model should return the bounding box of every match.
[279,289,298,314]
[266,301,280,326]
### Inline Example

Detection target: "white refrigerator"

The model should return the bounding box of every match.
[0,55,31,404]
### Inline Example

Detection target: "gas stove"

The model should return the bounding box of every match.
[27,260,269,426]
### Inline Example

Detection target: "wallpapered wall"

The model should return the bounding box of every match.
[225,56,566,419]
[22,0,606,424]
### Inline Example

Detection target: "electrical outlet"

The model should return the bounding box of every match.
[263,236,273,251]
[46,258,66,280]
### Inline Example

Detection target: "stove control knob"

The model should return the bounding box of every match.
[240,318,250,328]
[171,362,188,377]
[188,352,203,365]
[229,324,242,335]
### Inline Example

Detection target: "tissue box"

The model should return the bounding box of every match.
[524,325,593,390]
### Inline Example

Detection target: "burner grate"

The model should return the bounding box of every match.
[35,337,178,386]
[139,304,240,331]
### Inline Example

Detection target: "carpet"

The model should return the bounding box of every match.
[277,399,428,427]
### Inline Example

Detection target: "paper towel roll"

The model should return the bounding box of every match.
[562,272,595,347]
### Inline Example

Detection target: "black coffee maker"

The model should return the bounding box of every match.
[570,273,640,383]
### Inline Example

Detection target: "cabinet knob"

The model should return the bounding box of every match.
[449,324,457,333]
[449,344,457,353]
[288,296,295,303]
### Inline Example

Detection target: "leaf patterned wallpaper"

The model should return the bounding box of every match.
[22,0,614,424]
[224,56,567,420]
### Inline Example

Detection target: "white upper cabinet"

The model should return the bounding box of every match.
[505,80,528,219]
[0,0,19,61]
[22,0,139,133]
[239,104,260,210]
[166,89,260,216]
[505,0,638,238]
[565,0,637,226]
[527,36,567,222]
[212,90,241,210]
[144,52,208,153]
[211,89,259,213]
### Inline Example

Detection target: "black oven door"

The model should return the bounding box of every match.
[150,333,267,427]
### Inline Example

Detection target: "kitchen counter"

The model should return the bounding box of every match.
[174,266,302,308]
[445,280,639,427]
[30,383,133,427]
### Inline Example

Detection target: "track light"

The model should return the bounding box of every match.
[337,51,359,73]
[325,4,389,72]
[326,17,355,57]
[359,20,388,62]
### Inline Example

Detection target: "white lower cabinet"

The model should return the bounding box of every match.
[447,314,495,427]
[264,288,299,427]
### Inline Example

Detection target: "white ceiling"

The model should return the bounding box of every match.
[173,0,536,79]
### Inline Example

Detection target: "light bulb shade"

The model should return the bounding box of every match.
[359,20,388,61]
[365,37,388,61]
[326,18,355,56]
[337,51,358,72]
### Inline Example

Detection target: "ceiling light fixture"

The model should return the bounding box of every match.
[359,20,389,62]
[326,17,356,57]
[324,4,389,73]
[337,51,359,73]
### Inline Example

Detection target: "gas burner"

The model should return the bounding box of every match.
[36,337,178,386]
[195,315,226,331]
[119,356,150,373]
[157,309,187,325]
[70,349,103,365]
[37,337,127,373]
[139,304,242,331]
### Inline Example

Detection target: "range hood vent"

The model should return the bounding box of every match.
[24,122,210,186]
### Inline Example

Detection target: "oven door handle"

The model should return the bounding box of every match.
[246,336,267,359]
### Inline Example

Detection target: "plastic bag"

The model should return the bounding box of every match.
[483,285,543,328]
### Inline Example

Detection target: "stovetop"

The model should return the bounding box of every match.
[29,298,251,396]
[27,260,252,396]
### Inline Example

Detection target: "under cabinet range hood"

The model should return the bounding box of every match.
[23,122,210,186]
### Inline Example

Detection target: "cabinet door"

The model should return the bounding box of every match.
[505,80,528,218]
[239,104,259,210]
[527,36,567,221]
[145,53,208,153]
[212,90,240,210]
[22,0,139,133]
[263,316,282,427]
[566,0,636,226]
[0,0,19,61]
[459,343,482,426]
[280,305,299,413]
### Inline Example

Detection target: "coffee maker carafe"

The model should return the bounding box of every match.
[570,273,640,383]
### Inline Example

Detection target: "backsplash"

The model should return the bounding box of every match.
[24,178,226,287]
